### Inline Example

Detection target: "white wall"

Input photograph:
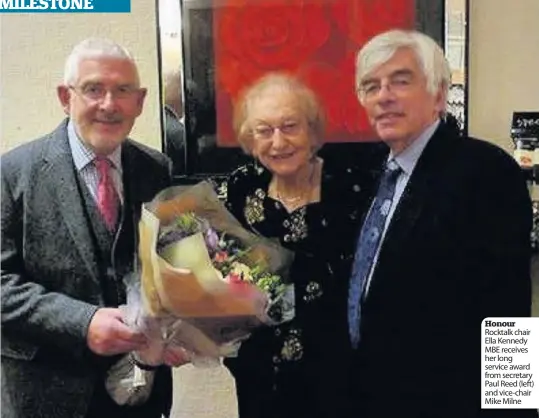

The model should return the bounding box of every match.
[0,2,162,152]
[468,0,539,153]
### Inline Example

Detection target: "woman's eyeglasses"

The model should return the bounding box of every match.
[252,120,302,140]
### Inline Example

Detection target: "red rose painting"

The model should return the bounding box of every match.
[213,0,415,145]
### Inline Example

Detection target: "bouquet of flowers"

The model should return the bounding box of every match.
[105,181,294,405]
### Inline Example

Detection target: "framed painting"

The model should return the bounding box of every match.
[159,0,462,181]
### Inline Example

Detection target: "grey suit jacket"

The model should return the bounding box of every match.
[1,120,173,418]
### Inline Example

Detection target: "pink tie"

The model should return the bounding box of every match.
[94,156,119,231]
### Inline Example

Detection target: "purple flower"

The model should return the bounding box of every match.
[205,228,220,251]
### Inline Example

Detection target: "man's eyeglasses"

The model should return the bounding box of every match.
[252,120,302,140]
[357,72,415,101]
[69,83,140,102]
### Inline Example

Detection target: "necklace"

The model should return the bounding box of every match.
[276,192,303,203]
[274,160,317,206]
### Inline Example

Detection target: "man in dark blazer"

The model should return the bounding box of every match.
[347,29,536,418]
[1,38,184,418]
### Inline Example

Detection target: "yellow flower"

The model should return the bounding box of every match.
[230,262,253,282]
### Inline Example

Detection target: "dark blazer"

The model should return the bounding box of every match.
[1,120,173,418]
[348,121,536,418]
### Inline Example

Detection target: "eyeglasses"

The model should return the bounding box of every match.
[69,83,140,102]
[357,73,415,101]
[252,120,302,140]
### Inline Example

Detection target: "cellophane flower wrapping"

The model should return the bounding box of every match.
[105,181,294,405]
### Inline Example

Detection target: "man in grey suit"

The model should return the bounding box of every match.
[1,38,185,418]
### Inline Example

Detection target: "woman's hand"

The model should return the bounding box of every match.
[162,346,191,367]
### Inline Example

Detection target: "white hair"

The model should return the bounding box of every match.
[233,72,325,154]
[63,38,137,85]
[356,29,451,98]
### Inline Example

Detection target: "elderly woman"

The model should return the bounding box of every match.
[215,73,383,418]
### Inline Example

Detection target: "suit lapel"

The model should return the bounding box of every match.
[371,123,458,281]
[119,141,148,254]
[121,141,143,219]
[40,122,100,282]
[379,165,430,258]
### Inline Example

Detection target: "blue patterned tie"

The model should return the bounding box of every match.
[348,160,402,348]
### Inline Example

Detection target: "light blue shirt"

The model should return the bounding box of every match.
[364,119,440,293]
[67,120,124,204]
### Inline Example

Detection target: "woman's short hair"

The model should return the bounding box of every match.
[355,29,451,102]
[233,73,325,155]
[63,38,137,86]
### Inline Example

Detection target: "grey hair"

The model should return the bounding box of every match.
[63,38,137,85]
[233,72,325,155]
[356,29,451,102]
